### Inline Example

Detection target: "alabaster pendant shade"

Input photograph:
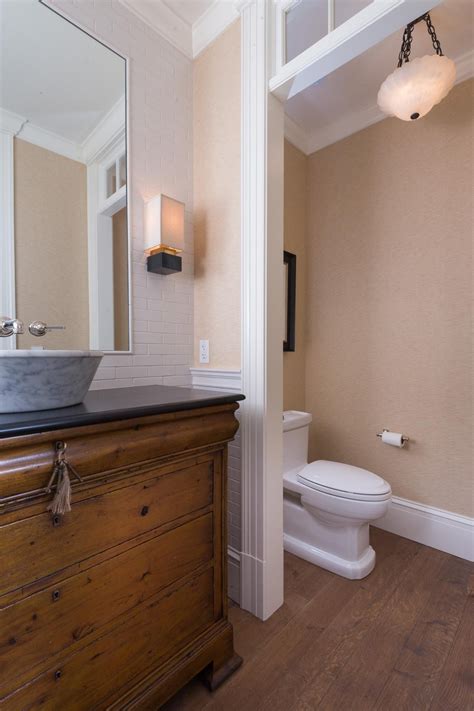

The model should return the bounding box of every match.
[377,54,456,121]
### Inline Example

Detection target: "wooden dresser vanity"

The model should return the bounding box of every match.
[0,385,244,709]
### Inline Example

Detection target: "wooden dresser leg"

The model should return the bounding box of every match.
[204,653,243,691]
[202,624,242,691]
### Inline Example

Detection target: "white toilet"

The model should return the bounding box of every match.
[283,411,391,579]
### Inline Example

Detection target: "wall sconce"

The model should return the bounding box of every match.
[145,194,185,275]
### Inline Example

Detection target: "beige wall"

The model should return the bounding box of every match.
[14,138,89,349]
[284,140,307,411]
[193,20,241,369]
[305,79,473,517]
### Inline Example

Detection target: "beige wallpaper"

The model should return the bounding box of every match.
[284,140,307,411]
[14,138,89,350]
[305,78,473,517]
[193,19,241,369]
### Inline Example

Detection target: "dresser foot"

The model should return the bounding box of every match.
[204,653,243,691]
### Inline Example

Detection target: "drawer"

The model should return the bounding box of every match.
[0,513,214,698]
[0,459,213,597]
[1,567,215,710]
[0,405,238,502]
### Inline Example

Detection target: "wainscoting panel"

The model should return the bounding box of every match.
[191,368,242,602]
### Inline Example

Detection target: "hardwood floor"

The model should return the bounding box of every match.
[163,529,474,711]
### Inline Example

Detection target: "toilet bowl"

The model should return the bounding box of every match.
[283,411,391,579]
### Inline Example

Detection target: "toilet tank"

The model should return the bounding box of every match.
[283,411,312,474]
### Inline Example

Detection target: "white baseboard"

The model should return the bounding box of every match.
[374,496,474,562]
[227,546,241,605]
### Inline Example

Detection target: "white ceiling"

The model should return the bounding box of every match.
[284,0,474,150]
[0,0,125,144]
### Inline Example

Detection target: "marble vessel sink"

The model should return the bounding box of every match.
[0,350,103,413]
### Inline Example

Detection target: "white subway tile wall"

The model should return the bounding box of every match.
[46,1,242,591]
[48,0,194,390]
[228,422,242,552]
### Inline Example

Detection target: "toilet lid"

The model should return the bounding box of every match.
[297,460,391,501]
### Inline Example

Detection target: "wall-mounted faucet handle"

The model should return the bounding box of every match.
[29,321,66,337]
[0,317,24,337]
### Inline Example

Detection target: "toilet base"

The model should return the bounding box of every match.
[283,532,376,580]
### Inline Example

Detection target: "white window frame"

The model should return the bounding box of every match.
[87,132,130,352]
[271,0,442,101]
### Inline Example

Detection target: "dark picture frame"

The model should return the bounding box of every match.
[283,251,296,352]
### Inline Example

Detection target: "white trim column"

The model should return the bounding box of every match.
[0,109,25,350]
[238,0,284,620]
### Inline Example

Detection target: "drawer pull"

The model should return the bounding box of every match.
[54,669,62,681]
[46,442,83,518]
[52,589,61,602]
[140,505,149,517]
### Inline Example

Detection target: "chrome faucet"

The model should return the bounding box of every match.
[28,320,66,337]
[0,317,24,337]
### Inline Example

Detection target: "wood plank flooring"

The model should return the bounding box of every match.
[163,529,474,710]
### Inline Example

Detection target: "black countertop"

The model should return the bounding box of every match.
[0,385,245,439]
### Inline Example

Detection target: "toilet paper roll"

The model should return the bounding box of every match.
[381,431,404,448]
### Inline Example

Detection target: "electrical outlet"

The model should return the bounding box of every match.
[199,339,209,364]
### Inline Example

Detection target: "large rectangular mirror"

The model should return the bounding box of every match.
[0,0,130,351]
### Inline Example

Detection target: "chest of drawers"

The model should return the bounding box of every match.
[0,397,242,709]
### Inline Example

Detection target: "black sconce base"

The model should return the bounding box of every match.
[147,252,182,275]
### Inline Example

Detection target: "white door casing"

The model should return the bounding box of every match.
[238,0,285,621]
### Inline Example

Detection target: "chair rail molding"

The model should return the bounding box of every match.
[238,0,285,621]
[189,367,242,392]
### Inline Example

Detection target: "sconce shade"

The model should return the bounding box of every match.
[377,55,456,121]
[145,194,185,254]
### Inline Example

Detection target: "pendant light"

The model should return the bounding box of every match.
[377,13,456,122]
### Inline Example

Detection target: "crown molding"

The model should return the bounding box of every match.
[455,48,474,84]
[0,108,27,137]
[283,113,310,155]
[120,0,240,59]
[304,102,384,155]
[119,0,192,58]
[1,106,83,163]
[17,121,82,162]
[287,48,474,156]
[193,1,239,58]
[1,96,125,165]
[81,96,126,165]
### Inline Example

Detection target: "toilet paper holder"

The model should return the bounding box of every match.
[376,428,409,445]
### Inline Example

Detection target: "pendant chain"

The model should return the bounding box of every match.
[397,13,444,69]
